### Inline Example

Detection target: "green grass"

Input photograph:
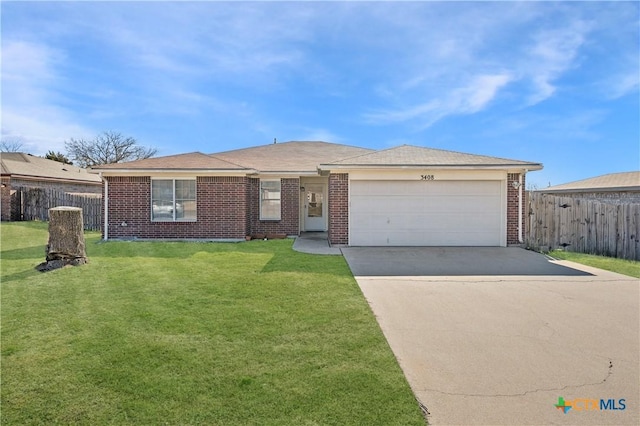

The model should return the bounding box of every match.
[1,222,425,425]
[549,249,640,278]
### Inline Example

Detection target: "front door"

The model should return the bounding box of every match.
[304,184,326,231]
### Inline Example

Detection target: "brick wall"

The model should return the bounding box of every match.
[247,177,299,236]
[328,173,349,245]
[506,173,526,245]
[105,176,248,239]
[1,177,11,221]
[195,176,247,238]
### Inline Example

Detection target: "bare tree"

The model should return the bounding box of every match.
[0,136,25,152]
[45,150,73,165]
[65,131,157,168]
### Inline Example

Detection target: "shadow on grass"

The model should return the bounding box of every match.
[2,237,351,278]
[260,250,350,276]
[1,268,45,284]
[85,239,281,259]
[0,245,46,261]
[92,239,348,271]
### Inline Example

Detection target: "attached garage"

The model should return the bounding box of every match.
[320,144,543,247]
[350,179,505,246]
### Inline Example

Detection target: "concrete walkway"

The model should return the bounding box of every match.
[344,248,639,425]
[292,232,342,255]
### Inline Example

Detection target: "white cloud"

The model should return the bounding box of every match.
[295,128,345,143]
[2,40,60,106]
[523,21,591,105]
[360,4,601,127]
[1,1,636,148]
[93,2,315,82]
[456,74,514,113]
[363,102,439,126]
[608,71,640,99]
[1,40,94,155]
[481,109,608,143]
[1,110,93,155]
[600,52,640,100]
[364,73,512,129]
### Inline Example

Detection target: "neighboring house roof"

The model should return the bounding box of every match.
[539,171,640,193]
[92,152,248,172]
[213,141,374,173]
[320,144,543,170]
[0,152,102,184]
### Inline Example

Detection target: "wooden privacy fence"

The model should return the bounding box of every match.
[14,188,102,231]
[527,192,640,261]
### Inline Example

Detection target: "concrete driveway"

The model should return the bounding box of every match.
[342,247,639,425]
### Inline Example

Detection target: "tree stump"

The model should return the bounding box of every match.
[36,207,88,272]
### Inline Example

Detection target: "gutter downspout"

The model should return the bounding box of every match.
[518,172,524,244]
[101,173,108,241]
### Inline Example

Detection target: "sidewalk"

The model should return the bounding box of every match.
[292,232,342,255]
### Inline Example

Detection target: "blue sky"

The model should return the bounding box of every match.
[2,1,638,188]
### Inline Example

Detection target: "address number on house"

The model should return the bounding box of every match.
[420,174,435,181]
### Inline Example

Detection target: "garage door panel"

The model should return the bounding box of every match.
[353,195,500,213]
[355,230,501,246]
[350,180,504,246]
[356,180,500,196]
[352,213,500,231]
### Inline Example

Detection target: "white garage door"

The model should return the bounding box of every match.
[350,180,504,246]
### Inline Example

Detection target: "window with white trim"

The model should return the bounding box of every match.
[151,179,196,221]
[260,179,281,220]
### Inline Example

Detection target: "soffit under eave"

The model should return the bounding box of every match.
[97,169,256,177]
[538,187,640,194]
[248,171,322,178]
[317,164,543,172]
[7,174,102,185]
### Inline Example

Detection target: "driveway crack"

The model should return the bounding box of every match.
[418,359,614,398]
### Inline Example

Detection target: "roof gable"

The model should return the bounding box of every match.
[0,152,102,183]
[322,144,542,168]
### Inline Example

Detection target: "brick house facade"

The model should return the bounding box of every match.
[105,176,249,239]
[247,177,300,236]
[105,176,303,240]
[95,142,541,246]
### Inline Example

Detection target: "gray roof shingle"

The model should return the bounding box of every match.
[540,171,640,193]
[92,152,247,171]
[1,152,102,184]
[213,141,374,173]
[321,144,542,168]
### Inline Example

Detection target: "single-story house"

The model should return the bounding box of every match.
[1,152,103,221]
[537,171,640,202]
[92,141,542,246]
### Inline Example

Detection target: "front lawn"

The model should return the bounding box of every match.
[1,222,424,425]
[549,249,640,278]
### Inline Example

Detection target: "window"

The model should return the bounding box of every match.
[260,179,281,220]
[152,179,196,221]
